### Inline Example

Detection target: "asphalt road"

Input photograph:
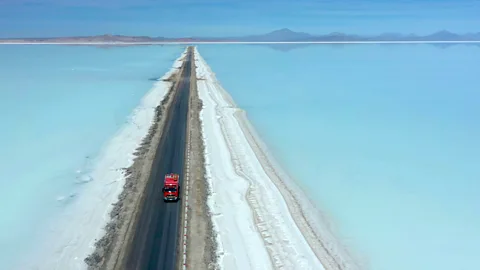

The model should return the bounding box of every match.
[125,47,192,270]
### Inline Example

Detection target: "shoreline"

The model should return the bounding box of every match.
[2,41,480,45]
[84,48,189,270]
[234,109,363,270]
[194,47,360,269]
[181,49,218,269]
[18,48,188,270]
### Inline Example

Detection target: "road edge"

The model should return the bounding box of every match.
[177,46,193,270]
[84,49,189,270]
[177,47,218,270]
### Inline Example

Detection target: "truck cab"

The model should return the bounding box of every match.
[163,173,180,202]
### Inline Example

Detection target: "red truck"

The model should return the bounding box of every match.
[162,173,180,202]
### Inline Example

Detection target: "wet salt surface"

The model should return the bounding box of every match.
[0,45,184,269]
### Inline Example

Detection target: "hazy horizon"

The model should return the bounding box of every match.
[2,28,480,39]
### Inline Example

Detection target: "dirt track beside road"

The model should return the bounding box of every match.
[179,49,218,270]
[84,65,184,270]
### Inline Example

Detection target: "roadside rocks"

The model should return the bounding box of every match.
[84,72,179,270]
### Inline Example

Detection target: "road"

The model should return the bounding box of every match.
[124,47,192,270]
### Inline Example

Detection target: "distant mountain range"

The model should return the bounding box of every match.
[1,28,480,43]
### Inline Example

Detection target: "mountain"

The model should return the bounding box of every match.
[231,29,480,42]
[1,29,480,43]
[421,30,462,41]
[237,28,313,41]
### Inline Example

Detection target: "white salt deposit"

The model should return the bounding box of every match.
[18,49,189,270]
[195,47,348,270]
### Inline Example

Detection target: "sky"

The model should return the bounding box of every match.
[0,0,479,37]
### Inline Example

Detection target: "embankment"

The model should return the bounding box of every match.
[194,47,361,270]
[83,48,189,270]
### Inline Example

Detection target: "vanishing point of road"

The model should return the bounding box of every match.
[124,47,193,270]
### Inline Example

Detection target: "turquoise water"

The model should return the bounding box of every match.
[1,44,478,269]
[197,44,480,270]
[0,45,184,269]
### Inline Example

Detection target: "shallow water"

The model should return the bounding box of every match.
[0,44,184,269]
[1,43,478,269]
[197,44,480,270]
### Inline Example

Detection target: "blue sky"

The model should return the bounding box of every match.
[1,0,479,37]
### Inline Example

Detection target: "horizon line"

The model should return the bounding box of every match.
[1,41,480,45]
[1,29,479,40]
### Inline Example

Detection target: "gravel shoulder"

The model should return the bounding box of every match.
[178,49,218,270]
[84,65,184,270]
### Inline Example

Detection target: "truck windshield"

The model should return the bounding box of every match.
[164,187,177,192]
